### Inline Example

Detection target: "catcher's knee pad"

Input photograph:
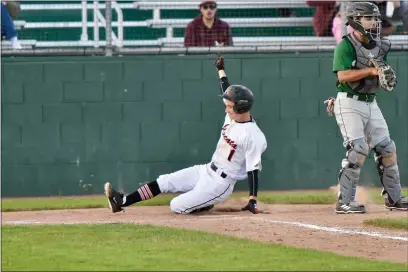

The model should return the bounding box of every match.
[344,138,369,168]
[374,137,397,167]
[374,137,402,203]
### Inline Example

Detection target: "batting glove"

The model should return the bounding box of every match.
[215,53,225,71]
[241,199,260,214]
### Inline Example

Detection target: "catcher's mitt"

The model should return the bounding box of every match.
[369,59,397,92]
[215,53,225,71]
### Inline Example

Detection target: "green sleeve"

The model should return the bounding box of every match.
[333,39,355,73]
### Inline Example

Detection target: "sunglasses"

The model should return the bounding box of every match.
[202,4,216,10]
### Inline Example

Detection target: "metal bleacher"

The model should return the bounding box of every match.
[2,0,408,53]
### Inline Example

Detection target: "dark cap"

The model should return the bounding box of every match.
[199,1,216,8]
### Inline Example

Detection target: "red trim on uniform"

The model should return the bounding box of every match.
[140,186,149,200]
[138,188,146,200]
[143,184,153,198]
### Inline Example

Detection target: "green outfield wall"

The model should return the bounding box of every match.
[1,53,407,197]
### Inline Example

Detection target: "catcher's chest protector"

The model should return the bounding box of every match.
[346,34,391,94]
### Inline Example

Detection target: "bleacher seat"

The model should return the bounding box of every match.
[13,1,316,46]
[136,1,309,11]
[147,17,314,28]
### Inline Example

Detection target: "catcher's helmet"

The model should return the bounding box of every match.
[221,85,254,114]
[345,2,382,42]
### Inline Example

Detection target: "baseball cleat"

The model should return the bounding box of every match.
[384,196,408,211]
[350,200,364,207]
[335,202,367,214]
[104,182,124,213]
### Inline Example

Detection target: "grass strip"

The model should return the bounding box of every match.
[363,217,408,231]
[2,224,406,271]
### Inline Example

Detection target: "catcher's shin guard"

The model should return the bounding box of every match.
[337,139,369,206]
[337,167,361,204]
[373,138,404,206]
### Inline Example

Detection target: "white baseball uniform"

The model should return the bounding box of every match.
[157,113,267,214]
[333,92,390,148]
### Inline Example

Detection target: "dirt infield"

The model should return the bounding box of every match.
[3,199,408,264]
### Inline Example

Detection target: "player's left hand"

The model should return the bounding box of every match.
[241,199,260,214]
[215,53,225,71]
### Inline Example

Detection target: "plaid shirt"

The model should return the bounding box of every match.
[184,15,233,47]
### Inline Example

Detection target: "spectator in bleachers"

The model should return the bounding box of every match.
[1,0,22,49]
[394,0,408,34]
[184,1,233,47]
[332,3,354,44]
[4,0,20,20]
[306,1,338,36]
[370,1,397,36]
[382,0,408,34]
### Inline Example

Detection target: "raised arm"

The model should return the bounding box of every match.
[215,53,230,94]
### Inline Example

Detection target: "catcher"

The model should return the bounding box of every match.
[324,2,408,214]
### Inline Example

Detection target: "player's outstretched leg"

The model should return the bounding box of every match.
[373,138,408,211]
[335,138,369,214]
[104,165,206,214]
[104,180,161,213]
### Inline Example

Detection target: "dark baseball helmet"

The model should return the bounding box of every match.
[345,2,382,41]
[221,85,254,114]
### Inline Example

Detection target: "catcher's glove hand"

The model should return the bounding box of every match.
[324,97,336,116]
[215,53,225,71]
[241,199,260,214]
[369,58,397,92]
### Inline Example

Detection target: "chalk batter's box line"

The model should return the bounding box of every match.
[5,215,408,242]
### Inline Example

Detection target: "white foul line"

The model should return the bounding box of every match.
[5,215,408,242]
[252,217,408,242]
[196,215,408,242]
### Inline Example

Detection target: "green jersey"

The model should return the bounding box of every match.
[333,37,387,94]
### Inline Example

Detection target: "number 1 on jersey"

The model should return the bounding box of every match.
[227,149,235,161]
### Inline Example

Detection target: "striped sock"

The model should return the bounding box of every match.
[122,181,161,207]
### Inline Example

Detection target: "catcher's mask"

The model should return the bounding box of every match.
[221,85,254,114]
[345,2,382,42]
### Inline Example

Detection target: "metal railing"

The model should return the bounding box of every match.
[12,0,125,51]
[2,1,407,56]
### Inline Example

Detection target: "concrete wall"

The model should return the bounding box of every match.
[2,53,407,196]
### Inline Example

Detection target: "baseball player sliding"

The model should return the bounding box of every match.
[104,54,267,214]
[325,2,408,214]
